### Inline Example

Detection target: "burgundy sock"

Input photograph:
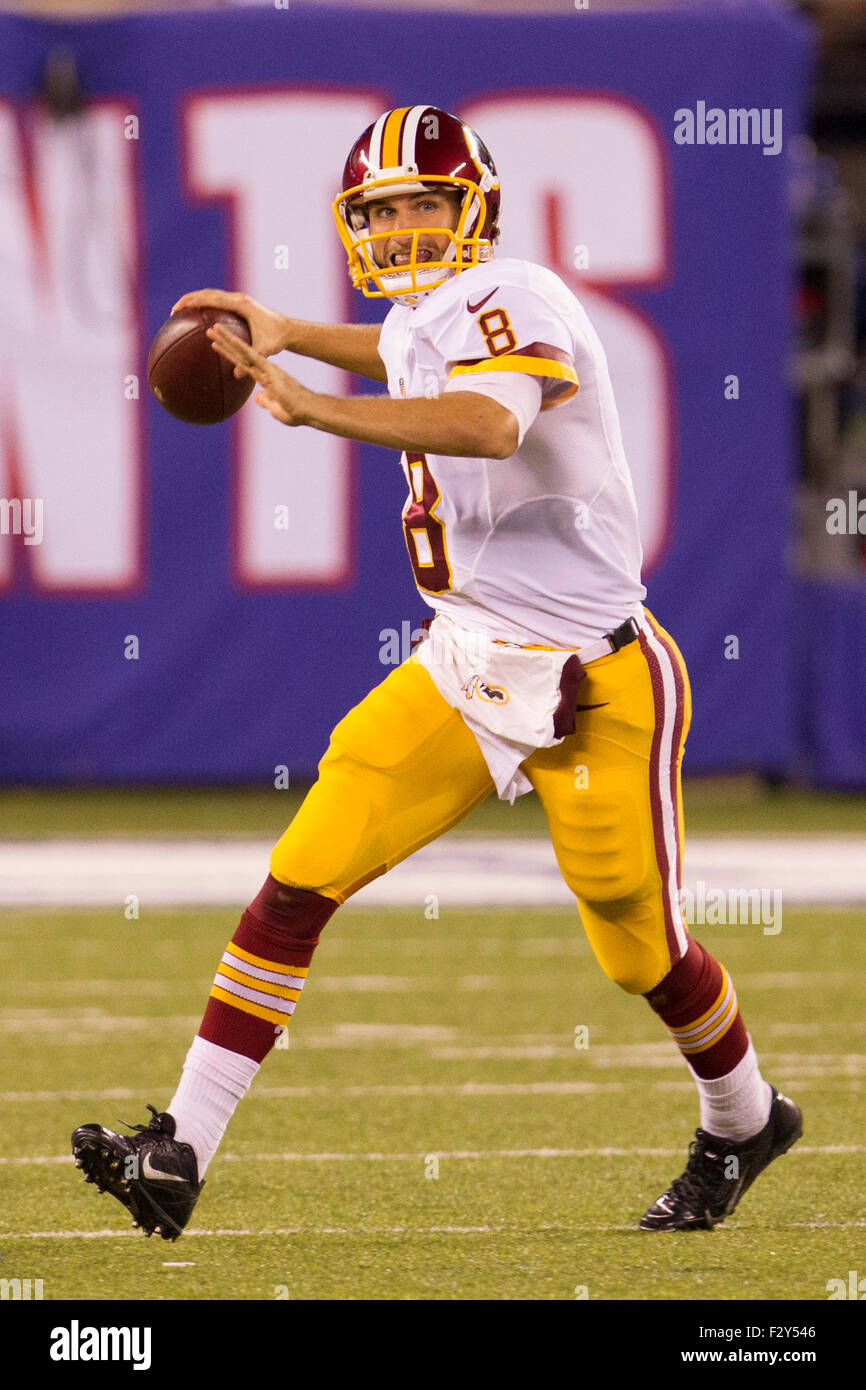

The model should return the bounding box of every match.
[198,874,338,1063]
[644,938,749,1079]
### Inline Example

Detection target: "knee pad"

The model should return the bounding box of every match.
[553,776,653,905]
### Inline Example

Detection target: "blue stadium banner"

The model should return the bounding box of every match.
[0,4,812,783]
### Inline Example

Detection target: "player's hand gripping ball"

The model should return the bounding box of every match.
[147,308,255,425]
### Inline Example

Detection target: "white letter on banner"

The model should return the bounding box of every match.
[0,100,143,592]
[183,93,383,587]
[459,95,672,574]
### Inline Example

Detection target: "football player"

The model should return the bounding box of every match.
[72,105,801,1241]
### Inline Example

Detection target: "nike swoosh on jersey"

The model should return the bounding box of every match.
[575,702,609,712]
[141,1152,187,1183]
[466,287,499,313]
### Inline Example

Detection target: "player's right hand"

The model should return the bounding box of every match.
[170,290,291,373]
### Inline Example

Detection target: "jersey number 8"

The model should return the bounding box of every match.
[402,452,453,593]
[478,307,517,356]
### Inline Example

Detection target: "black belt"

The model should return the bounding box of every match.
[605,616,642,652]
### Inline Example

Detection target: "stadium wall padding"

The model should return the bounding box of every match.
[2,4,852,786]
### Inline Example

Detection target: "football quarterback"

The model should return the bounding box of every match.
[72,105,801,1242]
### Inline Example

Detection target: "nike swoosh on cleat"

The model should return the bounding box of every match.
[466,287,499,313]
[141,1153,187,1184]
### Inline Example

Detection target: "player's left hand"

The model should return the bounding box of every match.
[206,322,312,426]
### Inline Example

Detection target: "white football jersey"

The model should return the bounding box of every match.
[377,257,646,647]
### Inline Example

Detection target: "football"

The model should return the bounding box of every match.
[147,307,255,425]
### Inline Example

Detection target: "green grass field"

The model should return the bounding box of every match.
[2,776,866,838]
[1,897,863,1301]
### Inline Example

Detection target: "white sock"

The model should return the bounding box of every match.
[692,1038,773,1142]
[168,1036,260,1177]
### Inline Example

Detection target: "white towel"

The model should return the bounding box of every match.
[411,612,586,804]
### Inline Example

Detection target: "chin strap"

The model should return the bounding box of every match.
[387,265,456,305]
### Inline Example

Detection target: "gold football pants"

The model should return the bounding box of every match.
[269,610,692,996]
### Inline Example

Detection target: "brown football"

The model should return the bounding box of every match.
[147,307,255,425]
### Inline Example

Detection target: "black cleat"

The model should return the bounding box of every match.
[639,1086,803,1231]
[71,1104,203,1241]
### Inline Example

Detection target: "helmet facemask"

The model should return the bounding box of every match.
[333,170,494,304]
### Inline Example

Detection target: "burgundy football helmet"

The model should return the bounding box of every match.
[332,105,501,304]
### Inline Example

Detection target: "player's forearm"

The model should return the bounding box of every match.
[299,389,518,459]
[279,319,387,383]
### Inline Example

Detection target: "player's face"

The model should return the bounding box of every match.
[366,190,462,270]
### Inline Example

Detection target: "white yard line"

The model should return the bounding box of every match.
[0,1074,851,1104]
[3,1081,630,1102]
[0,1224,656,1239]
[1,1144,860,1167]
[0,835,865,906]
[3,1071,859,1103]
[1,1043,863,1095]
[2,1216,866,1241]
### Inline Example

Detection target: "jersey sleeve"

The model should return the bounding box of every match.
[376,304,408,399]
[438,281,580,412]
[442,370,542,450]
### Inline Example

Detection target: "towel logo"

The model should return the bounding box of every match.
[462,674,510,705]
